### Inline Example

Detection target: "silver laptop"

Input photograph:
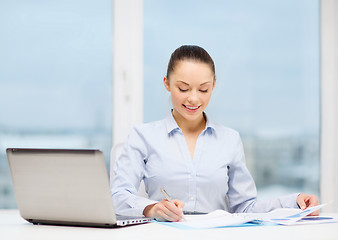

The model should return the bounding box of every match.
[6,148,151,227]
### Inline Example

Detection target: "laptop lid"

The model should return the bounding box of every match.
[6,148,151,227]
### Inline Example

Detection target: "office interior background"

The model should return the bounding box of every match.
[0,0,337,212]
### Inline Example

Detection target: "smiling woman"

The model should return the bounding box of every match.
[110,45,319,222]
[143,0,320,201]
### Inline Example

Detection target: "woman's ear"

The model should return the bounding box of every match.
[212,77,216,90]
[163,76,171,92]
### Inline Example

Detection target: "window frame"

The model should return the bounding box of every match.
[320,0,338,213]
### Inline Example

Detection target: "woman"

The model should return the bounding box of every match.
[111,45,319,222]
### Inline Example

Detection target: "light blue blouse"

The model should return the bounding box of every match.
[110,112,299,216]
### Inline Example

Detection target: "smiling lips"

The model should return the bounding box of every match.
[183,104,200,112]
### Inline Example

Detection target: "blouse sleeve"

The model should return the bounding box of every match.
[227,133,299,213]
[110,127,157,216]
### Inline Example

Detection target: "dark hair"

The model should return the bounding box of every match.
[166,45,215,79]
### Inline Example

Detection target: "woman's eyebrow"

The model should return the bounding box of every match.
[177,81,212,86]
[200,81,212,86]
[177,81,189,86]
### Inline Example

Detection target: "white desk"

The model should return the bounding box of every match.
[2,210,338,240]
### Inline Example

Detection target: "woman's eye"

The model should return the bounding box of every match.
[179,88,188,92]
[200,89,208,93]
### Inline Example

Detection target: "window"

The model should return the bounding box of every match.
[0,0,113,208]
[0,0,323,209]
[143,0,320,198]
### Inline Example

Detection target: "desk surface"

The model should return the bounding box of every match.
[2,210,338,240]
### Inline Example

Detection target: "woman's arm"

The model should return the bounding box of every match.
[110,127,157,216]
[226,134,319,213]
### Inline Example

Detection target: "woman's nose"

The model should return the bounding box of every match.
[187,90,199,103]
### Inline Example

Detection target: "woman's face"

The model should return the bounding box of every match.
[164,60,215,123]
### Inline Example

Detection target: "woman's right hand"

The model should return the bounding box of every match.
[143,199,185,222]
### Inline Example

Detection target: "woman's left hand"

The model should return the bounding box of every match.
[296,193,320,216]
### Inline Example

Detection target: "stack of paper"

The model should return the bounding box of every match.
[167,202,337,229]
[243,203,329,225]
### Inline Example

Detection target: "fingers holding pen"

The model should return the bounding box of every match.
[173,199,185,210]
[167,199,185,217]
[156,199,184,222]
[143,199,184,222]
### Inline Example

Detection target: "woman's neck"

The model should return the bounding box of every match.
[172,110,206,134]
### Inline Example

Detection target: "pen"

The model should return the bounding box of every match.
[160,187,187,221]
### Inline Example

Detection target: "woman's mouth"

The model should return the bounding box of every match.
[183,104,200,112]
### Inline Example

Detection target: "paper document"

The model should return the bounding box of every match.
[170,202,335,229]
[256,202,333,225]
[177,210,256,229]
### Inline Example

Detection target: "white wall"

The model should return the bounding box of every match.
[113,0,143,144]
[320,0,338,213]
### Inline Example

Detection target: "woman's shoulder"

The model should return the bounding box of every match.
[204,113,238,135]
[125,119,167,147]
[208,119,240,137]
[131,118,167,135]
